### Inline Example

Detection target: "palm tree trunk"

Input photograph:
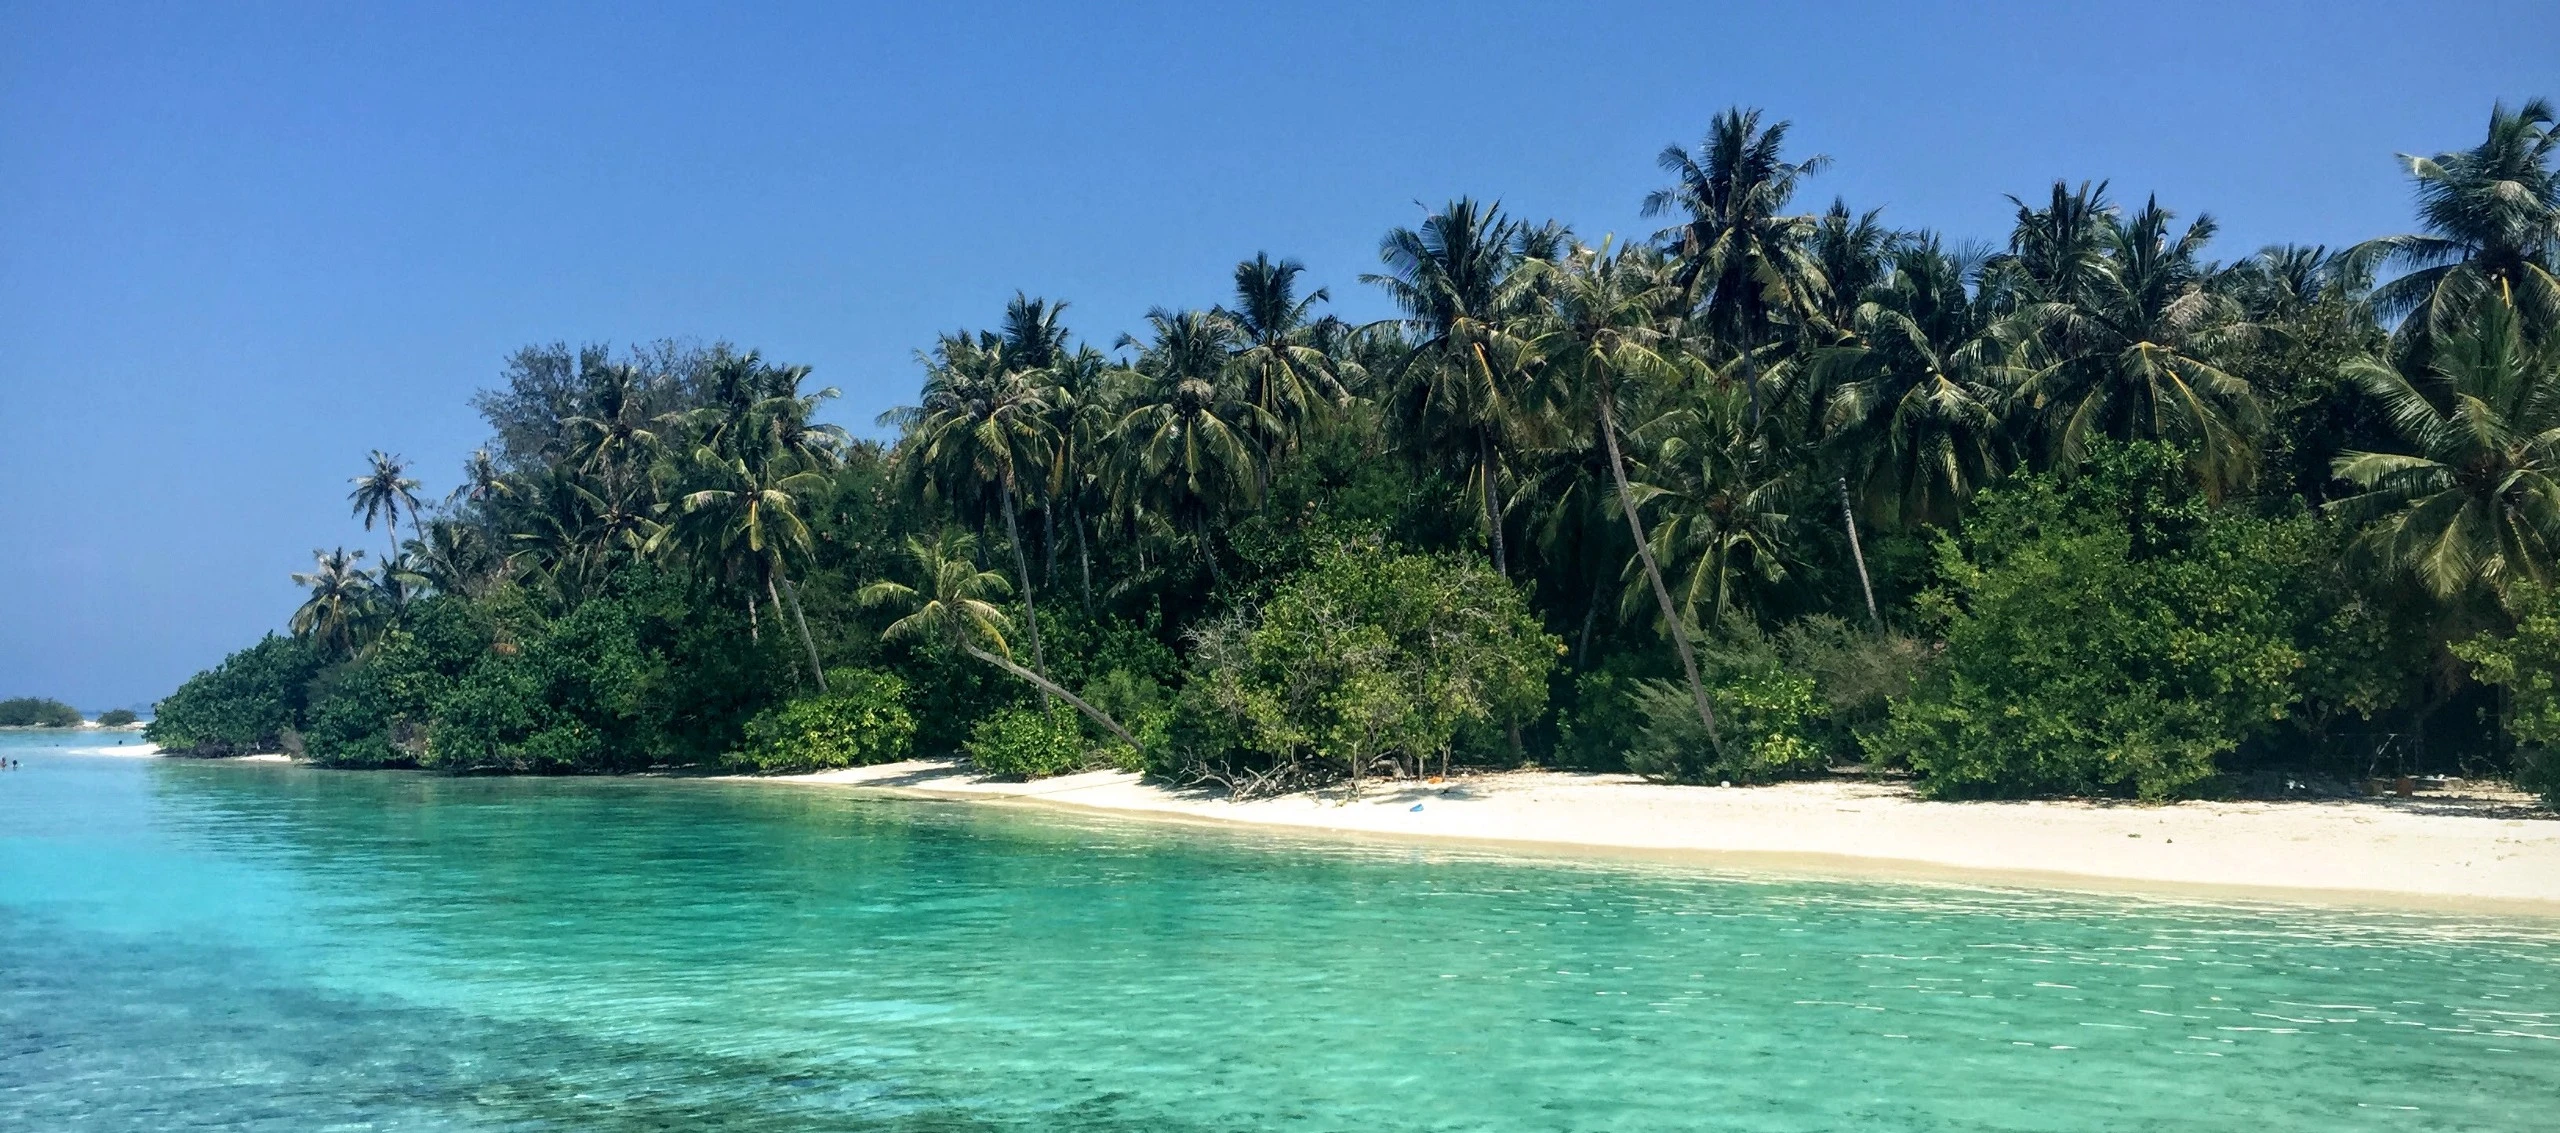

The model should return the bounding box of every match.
[1577,568,1604,668]
[998,479,1050,710]
[774,574,828,694]
[746,591,759,642]
[962,643,1139,752]
[1074,504,1093,613]
[1598,382,1726,757]
[1479,427,1508,575]
[1042,504,1057,588]
[1837,477,1881,627]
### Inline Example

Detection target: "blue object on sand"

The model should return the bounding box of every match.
[1409,804,1423,812]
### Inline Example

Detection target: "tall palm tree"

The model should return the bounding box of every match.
[1220,253,1349,435]
[859,530,1140,751]
[1814,236,2009,529]
[449,448,512,508]
[2355,99,2560,336]
[1365,197,1550,574]
[1531,241,1726,753]
[893,332,1062,697]
[290,547,378,658]
[2008,195,2263,492]
[1645,107,1831,417]
[349,451,423,566]
[653,450,831,691]
[560,363,663,482]
[1632,383,1796,627]
[1111,308,1274,583]
[2332,297,2560,600]
[410,519,502,599]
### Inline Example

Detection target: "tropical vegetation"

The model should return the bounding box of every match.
[151,100,2560,803]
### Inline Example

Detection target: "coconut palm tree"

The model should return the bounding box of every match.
[290,547,378,658]
[859,530,1140,751]
[1110,308,1274,583]
[449,449,512,508]
[2355,99,2560,336]
[2008,195,2263,493]
[1220,253,1349,435]
[2332,296,2560,600]
[892,332,1062,697]
[1631,383,1796,626]
[1531,241,1727,753]
[349,451,423,566]
[561,363,664,482]
[1814,236,2010,529]
[410,519,503,599]
[653,449,831,691]
[1645,107,1831,418]
[1365,197,1550,574]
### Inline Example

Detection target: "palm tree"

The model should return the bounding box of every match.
[449,448,512,508]
[1111,308,1274,583]
[859,530,1140,751]
[1220,253,1349,436]
[892,332,1061,698]
[1814,236,2009,529]
[1645,107,1831,417]
[2007,194,2263,492]
[1366,198,1550,574]
[349,451,423,566]
[290,547,378,658]
[2355,99,2559,336]
[653,449,831,691]
[2332,296,2560,600]
[561,363,664,482]
[1632,383,1796,626]
[410,519,502,599]
[1531,241,1727,753]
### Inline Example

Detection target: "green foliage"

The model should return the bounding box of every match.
[1879,444,2321,799]
[2452,583,2560,804]
[95,709,139,727]
[148,635,324,755]
[303,597,492,768]
[1171,543,1558,789]
[964,706,1089,780]
[729,669,917,773]
[1625,625,1826,784]
[0,697,83,727]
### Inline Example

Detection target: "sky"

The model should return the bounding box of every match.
[2,1,2554,711]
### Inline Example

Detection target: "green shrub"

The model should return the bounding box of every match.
[1170,543,1558,789]
[95,708,140,727]
[1078,668,1172,772]
[1624,652,1825,785]
[1876,443,2317,800]
[147,635,325,755]
[729,669,917,773]
[964,706,1089,779]
[2453,582,2560,807]
[0,697,83,727]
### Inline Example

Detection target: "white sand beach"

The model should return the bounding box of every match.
[746,761,2560,911]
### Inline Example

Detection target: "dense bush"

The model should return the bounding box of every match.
[964,706,1089,779]
[729,669,917,773]
[1876,444,2320,799]
[1169,544,1557,791]
[0,697,83,727]
[2453,583,2560,805]
[95,708,140,727]
[148,635,324,755]
[302,597,491,767]
[1624,631,1826,785]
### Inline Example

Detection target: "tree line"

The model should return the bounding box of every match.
[151,100,2560,803]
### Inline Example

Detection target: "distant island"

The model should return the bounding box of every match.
[147,100,2560,815]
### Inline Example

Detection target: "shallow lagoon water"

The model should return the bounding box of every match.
[3,730,2554,1131]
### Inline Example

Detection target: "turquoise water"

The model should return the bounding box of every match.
[3,730,2555,1130]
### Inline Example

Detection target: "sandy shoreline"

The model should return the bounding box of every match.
[736,760,2560,913]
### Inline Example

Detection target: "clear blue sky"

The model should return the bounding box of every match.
[3,1,2553,711]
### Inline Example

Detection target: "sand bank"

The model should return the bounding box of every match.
[746,761,2560,911]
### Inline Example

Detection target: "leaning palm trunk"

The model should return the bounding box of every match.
[774,574,828,694]
[1598,382,1727,758]
[1479,427,1508,574]
[961,643,1140,753]
[997,479,1050,709]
